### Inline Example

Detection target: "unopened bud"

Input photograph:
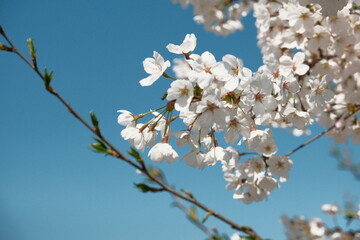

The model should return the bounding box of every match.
[0,43,12,51]
[166,100,175,111]
[26,38,37,64]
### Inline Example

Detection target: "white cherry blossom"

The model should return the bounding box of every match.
[166,33,197,54]
[279,52,309,76]
[139,51,170,86]
[267,156,293,182]
[117,110,136,127]
[148,142,179,163]
[166,79,194,111]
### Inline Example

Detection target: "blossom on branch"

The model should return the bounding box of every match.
[139,51,170,87]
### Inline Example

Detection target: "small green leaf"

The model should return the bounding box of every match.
[181,189,194,198]
[91,144,107,153]
[94,138,107,147]
[89,111,99,128]
[90,138,108,153]
[43,68,54,87]
[134,183,163,193]
[344,209,357,226]
[161,92,168,100]
[202,211,213,223]
[211,236,223,240]
[26,38,36,59]
[0,43,12,51]
[243,236,257,240]
[193,84,203,99]
[127,147,144,164]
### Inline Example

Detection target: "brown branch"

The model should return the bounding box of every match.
[285,108,360,157]
[0,26,263,240]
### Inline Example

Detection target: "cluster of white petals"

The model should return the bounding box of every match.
[282,203,360,239]
[252,0,360,143]
[172,0,254,35]
[117,0,360,204]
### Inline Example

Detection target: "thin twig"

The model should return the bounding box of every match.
[285,108,360,157]
[0,26,263,240]
[172,197,214,237]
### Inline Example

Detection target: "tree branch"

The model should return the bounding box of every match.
[285,108,360,157]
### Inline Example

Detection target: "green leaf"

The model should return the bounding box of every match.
[211,236,222,240]
[89,111,99,128]
[0,43,12,51]
[202,211,213,223]
[193,84,203,99]
[161,92,168,100]
[181,189,194,198]
[243,236,257,240]
[127,147,143,163]
[43,68,54,87]
[26,38,36,59]
[90,138,108,153]
[134,183,163,193]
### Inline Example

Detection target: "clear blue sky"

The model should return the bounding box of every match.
[0,1,359,239]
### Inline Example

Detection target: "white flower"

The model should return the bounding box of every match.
[308,75,335,108]
[247,71,277,118]
[121,125,146,150]
[224,173,239,191]
[283,106,311,130]
[307,25,331,53]
[300,0,348,16]
[117,110,135,127]
[212,54,252,91]
[148,142,179,163]
[195,95,228,131]
[204,146,227,166]
[247,156,266,177]
[139,51,170,87]
[279,52,309,76]
[224,112,250,144]
[188,51,217,89]
[256,138,278,157]
[230,233,245,240]
[274,73,300,103]
[222,147,240,171]
[267,156,293,182]
[321,203,339,216]
[166,79,194,111]
[309,218,325,237]
[166,33,197,54]
[183,150,206,169]
[279,3,317,34]
[246,128,272,151]
[258,176,279,193]
[233,182,266,204]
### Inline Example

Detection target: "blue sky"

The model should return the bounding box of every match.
[0,1,359,239]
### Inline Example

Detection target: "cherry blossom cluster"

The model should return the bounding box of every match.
[173,0,360,142]
[118,33,297,204]
[171,0,355,35]
[118,1,360,204]
[171,0,254,35]
[252,0,360,143]
[282,203,360,239]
